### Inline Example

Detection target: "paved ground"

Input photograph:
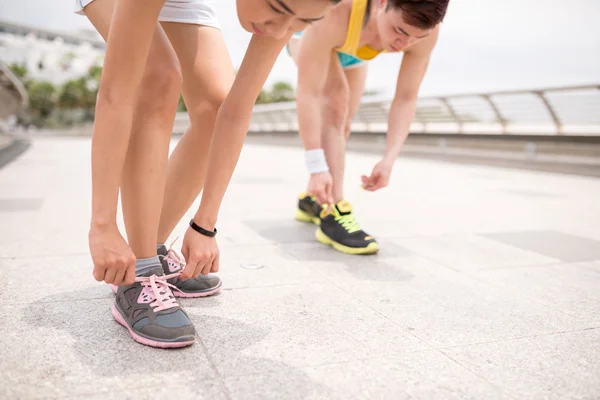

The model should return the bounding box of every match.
[1,137,600,399]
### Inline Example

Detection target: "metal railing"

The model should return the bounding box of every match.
[174,84,600,136]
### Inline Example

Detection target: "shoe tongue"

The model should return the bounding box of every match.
[335,200,353,215]
[157,244,168,257]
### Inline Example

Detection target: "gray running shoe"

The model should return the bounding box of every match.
[112,267,196,348]
[158,244,222,298]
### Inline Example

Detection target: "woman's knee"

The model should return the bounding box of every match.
[188,85,229,130]
[138,58,183,109]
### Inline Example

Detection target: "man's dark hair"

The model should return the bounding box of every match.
[387,0,449,29]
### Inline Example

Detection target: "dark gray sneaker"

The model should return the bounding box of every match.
[158,244,222,298]
[112,267,196,348]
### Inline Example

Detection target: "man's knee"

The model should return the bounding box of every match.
[323,87,349,132]
[344,122,352,139]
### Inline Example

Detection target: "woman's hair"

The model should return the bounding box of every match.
[387,0,449,29]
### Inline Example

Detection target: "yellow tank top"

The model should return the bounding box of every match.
[335,0,383,60]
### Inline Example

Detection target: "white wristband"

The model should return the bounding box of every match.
[304,148,329,174]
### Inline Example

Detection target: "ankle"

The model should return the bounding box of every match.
[135,256,162,277]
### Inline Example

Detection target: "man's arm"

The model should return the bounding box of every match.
[382,27,440,164]
[295,11,346,152]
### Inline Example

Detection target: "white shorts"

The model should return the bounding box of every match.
[74,0,219,29]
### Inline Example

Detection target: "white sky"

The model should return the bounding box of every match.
[1,0,598,96]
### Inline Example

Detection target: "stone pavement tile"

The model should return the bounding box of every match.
[182,282,430,378]
[216,244,325,289]
[580,260,600,272]
[0,255,108,304]
[280,246,586,348]
[279,238,412,261]
[0,298,217,399]
[481,230,600,263]
[0,227,89,258]
[473,262,600,325]
[440,328,600,400]
[223,350,511,400]
[241,218,320,245]
[63,381,229,400]
[395,233,558,271]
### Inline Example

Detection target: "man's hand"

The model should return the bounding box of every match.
[181,226,220,280]
[308,171,334,205]
[361,159,394,191]
[89,224,136,285]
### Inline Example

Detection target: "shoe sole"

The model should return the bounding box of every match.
[110,281,222,298]
[111,305,195,349]
[315,228,380,255]
[174,280,223,298]
[295,208,320,225]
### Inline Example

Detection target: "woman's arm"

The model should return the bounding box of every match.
[194,34,289,228]
[180,33,291,279]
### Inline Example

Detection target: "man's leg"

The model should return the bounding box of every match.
[316,60,378,255]
[83,0,196,348]
[320,56,351,204]
[295,51,349,224]
[157,22,235,245]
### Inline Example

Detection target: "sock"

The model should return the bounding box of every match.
[135,256,162,277]
[157,244,168,256]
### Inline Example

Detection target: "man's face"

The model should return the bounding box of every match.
[376,5,435,52]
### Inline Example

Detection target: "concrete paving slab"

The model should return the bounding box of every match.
[182,281,431,377]
[223,351,512,400]
[441,328,600,400]
[472,261,600,325]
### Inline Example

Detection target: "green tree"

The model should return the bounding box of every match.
[87,64,102,82]
[28,81,56,119]
[9,63,28,81]
[57,77,91,109]
[177,95,187,112]
[255,89,273,104]
[269,81,295,102]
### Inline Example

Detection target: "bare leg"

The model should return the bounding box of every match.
[320,54,350,204]
[330,64,368,202]
[85,0,182,258]
[156,23,235,244]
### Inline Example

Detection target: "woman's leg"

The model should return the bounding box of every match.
[85,0,183,258]
[157,23,235,244]
[83,0,196,349]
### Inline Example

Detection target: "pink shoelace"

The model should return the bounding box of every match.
[164,239,187,273]
[135,273,181,312]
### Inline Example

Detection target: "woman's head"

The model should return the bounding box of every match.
[375,0,449,52]
[237,0,340,40]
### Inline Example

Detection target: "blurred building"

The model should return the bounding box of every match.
[0,19,105,84]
